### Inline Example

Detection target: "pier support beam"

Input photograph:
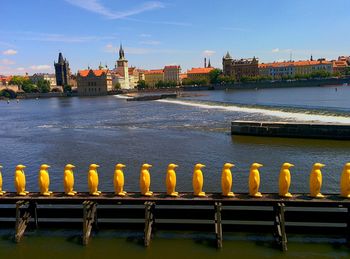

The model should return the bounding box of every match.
[15,201,38,243]
[144,201,155,247]
[214,202,223,248]
[273,202,287,251]
[82,201,97,245]
[346,206,350,243]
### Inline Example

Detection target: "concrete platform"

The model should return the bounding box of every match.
[231,121,350,140]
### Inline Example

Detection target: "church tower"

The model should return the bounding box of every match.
[115,44,129,88]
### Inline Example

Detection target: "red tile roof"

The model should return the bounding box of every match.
[187,67,214,74]
[78,69,108,77]
[259,60,332,68]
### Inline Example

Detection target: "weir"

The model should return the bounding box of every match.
[231,121,350,140]
[0,192,350,251]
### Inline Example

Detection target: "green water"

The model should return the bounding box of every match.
[0,230,349,259]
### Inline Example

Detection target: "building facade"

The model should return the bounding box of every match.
[144,69,164,87]
[30,73,57,87]
[77,69,113,95]
[54,52,70,86]
[164,65,181,85]
[186,67,214,83]
[222,51,259,80]
[259,59,333,79]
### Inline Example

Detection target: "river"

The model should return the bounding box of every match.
[0,85,349,258]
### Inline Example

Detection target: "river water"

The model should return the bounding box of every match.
[0,85,350,258]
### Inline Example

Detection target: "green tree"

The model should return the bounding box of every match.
[63,84,72,93]
[209,69,222,84]
[114,82,121,90]
[36,79,50,93]
[22,80,37,93]
[137,80,149,90]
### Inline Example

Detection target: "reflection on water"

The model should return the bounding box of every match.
[0,230,349,259]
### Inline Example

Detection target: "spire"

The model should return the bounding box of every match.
[208,58,212,68]
[204,57,207,68]
[310,54,313,61]
[99,62,103,70]
[224,51,232,59]
[119,43,125,60]
[58,52,64,63]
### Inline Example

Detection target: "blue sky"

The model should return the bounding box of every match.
[1,0,350,75]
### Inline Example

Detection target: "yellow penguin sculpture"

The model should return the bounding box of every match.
[15,164,28,196]
[193,163,206,197]
[140,164,153,196]
[340,163,350,198]
[221,163,235,197]
[38,164,52,196]
[309,163,325,198]
[64,164,77,196]
[114,163,127,196]
[0,165,5,195]
[88,164,101,196]
[249,163,263,197]
[166,163,178,197]
[278,163,294,198]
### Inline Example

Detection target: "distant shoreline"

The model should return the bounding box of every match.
[2,77,349,100]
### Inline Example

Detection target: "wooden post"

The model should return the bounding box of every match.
[214,202,223,248]
[144,201,155,247]
[15,201,37,243]
[346,205,350,243]
[273,202,287,251]
[82,201,97,245]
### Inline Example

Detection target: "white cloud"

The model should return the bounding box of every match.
[272,48,293,53]
[16,67,25,71]
[104,43,118,53]
[0,58,15,65]
[139,40,161,46]
[140,34,151,38]
[202,50,216,56]
[2,49,18,55]
[29,65,51,70]
[65,0,164,19]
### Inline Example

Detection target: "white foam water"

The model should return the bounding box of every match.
[114,94,132,99]
[157,99,350,124]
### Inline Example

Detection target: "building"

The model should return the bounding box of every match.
[144,69,164,87]
[259,59,333,79]
[332,60,348,74]
[30,73,57,87]
[110,44,143,89]
[222,51,259,80]
[186,67,214,83]
[163,65,181,85]
[77,69,113,95]
[54,52,70,86]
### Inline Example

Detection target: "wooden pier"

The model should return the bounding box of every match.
[1,192,350,251]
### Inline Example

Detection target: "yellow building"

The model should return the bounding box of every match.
[144,69,164,87]
[294,60,332,75]
[186,67,214,83]
[77,69,113,96]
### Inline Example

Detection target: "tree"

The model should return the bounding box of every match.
[63,84,72,93]
[36,79,50,93]
[137,80,149,90]
[114,82,121,90]
[209,69,222,84]
[21,80,37,93]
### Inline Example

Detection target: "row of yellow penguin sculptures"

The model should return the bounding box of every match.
[4,162,350,199]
